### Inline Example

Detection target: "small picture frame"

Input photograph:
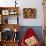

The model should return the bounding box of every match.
[2,10,9,15]
[23,8,36,18]
[9,10,18,15]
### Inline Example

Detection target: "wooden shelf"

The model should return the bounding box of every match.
[0,40,19,46]
[0,24,20,32]
[0,7,19,46]
[0,7,19,24]
[0,7,19,16]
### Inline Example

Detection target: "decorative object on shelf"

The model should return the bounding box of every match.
[1,28,13,41]
[0,7,19,16]
[15,0,17,7]
[13,32,18,41]
[1,28,19,41]
[0,10,2,15]
[13,28,18,41]
[2,10,9,15]
[14,28,17,32]
[5,18,8,24]
[23,8,36,18]
[2,16,8,24]
[9,9,18,15]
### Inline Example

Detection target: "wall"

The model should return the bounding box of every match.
[0,0,44,26]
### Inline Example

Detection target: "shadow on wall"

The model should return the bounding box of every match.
[18,26,44,44]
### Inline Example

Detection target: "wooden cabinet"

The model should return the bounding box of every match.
[0,7,19,46]
[0,7,19,24]
[44,0,46,27]
[2,41,19,46]
[43,0,46,46]
[0,41,19,46]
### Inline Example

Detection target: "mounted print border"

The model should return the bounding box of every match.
[23,8,37,18]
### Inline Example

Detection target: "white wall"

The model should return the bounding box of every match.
[0,0,44,26]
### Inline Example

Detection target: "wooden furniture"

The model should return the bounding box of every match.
[2,41,19,46]
[0,24,19,32]
[0,7,19,46]
[0,7,19,24]
[44,27,46,46]
[0,41,2,46]
[43,0,46,46]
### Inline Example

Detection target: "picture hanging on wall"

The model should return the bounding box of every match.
[23,8,36,18]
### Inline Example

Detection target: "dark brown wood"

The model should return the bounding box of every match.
[0,7,19,46]
[0,41,19,46]
[3,41,18,46]
[0,41,2,46]
[0,7,19,16]
[0,7,19,10]
[0,24,2,31]
[0,24,20,32]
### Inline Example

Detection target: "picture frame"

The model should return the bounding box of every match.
[2,10,9,15]
[1,28,18,41]
[23,8,36,18]
[9,9,18,15]
[2,16,8,24]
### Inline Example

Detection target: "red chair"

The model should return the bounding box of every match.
[21,28,41,46]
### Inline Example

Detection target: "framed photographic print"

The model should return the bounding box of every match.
[9,10,15,15]
[23,8,36,18]
[9,9,18,15]
[2,10,9,15]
